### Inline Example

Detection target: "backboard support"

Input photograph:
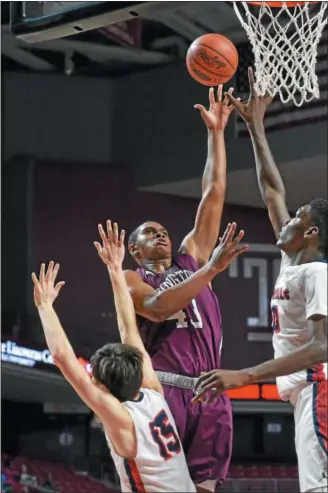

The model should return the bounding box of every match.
[10,1,185,43]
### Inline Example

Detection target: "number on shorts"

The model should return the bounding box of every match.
[168,299,203,329]
[149,409,181,461]
[271,305,280,333]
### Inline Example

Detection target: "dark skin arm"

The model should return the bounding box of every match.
[193,315,327,401]
[226,68,290,239]
[180,86,237,265]
[125,223,248,322]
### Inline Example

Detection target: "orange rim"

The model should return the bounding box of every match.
[247,1,318,6]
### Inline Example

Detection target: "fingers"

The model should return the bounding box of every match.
[45,261,54,282]
[31,272,39,287]
[248,67,256,98]
[112,222,119,243]
[39,263,46,287]
[106,220,113,242]
[119,229,126,248]
[220,223,232,245]
[51,263,60,284]
[98,223,108,245]
[55,281,65,293]
[93,241,103,255]
[32,273,43,304]
[232,245,249,258]
[223,222,237,245]
[216,85,222,104]
[209,87,216,106]
[224,92,244,113]
[223,87,234,106]
[231,229,245,246]
[194,104,207,120]
[194,370,217,391]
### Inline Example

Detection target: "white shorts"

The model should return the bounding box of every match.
[294,381,328,492]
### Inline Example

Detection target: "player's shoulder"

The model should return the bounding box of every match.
[301,260,328,278]
[140,387,165,400]
[175,251,199,271]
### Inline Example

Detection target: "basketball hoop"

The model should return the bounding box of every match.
[233,1,327,106]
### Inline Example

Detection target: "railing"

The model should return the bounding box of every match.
[220,478,300,492]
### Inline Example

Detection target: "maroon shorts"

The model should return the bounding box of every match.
[163,384,233,486]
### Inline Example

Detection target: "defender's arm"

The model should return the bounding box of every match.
[37,301,132,434]
[108,264,163,394]
[226,68,290,238]
[249,123,290,238]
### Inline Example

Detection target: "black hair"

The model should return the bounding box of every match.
[128,221,171,248]
[309,198,328,258]
[90,343,143,402]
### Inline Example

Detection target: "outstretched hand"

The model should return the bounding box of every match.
[209,223,248,273]
[192,369,249,404]
[32,262,65,308]
[224,67,273,128]
[194,85,239,131]
[94,220,126,270]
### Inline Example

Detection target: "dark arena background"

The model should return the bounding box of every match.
[1,1,327,492]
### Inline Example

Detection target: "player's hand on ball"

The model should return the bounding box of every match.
[31,262,65,308]
[194,85,238,131]
[209,222,248,273]
[192,369,249,404]
[94,220,125,269]
[224,67,273,129]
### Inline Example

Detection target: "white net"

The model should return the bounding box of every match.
[233,1,328,107]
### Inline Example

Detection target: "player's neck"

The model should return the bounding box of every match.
[144,257,172,273]
[292,248,324,266]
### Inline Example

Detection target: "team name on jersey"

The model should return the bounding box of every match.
[157,270,193,293]
[272,287,290,301]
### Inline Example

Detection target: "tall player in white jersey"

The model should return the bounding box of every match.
[32,221,196,492]
[194,69,328,493]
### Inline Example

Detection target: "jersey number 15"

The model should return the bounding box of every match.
[149,409,181,460]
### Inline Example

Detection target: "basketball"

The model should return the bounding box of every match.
[186,34,239,86]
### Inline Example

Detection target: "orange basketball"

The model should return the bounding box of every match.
[186,34,239,86]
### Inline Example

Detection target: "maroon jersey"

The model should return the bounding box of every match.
[136,254,223,377]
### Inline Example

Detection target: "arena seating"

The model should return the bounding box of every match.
[2,454,299,493]
[1,455,114,493]
[223,464,299,493]
[228,464,298,479]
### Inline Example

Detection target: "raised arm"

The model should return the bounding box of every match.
[94,220,162,393]
[226,68,290,238]
[180,86,236,265]
[31,262,132,435]
[125,223,248,322]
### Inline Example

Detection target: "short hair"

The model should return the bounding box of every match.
[90,343,143,402]
[309,198,328,257]
[128,221,170,247]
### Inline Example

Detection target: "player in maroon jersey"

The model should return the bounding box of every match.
[122,86,244,492]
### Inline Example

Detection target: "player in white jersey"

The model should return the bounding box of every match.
[32,220,196,492]
[194,69,328,493]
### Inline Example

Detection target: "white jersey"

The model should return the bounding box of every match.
[271,254,327,400]
[105,388,196,492]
